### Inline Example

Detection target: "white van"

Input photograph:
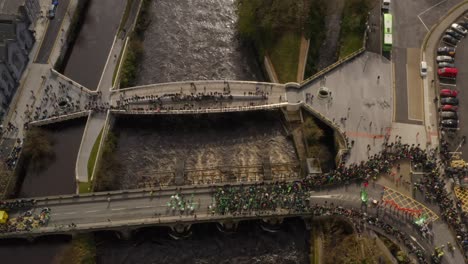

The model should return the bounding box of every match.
[382,0,391,12]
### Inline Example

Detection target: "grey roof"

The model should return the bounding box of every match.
[0,0,25,15]
[0,21,15,42]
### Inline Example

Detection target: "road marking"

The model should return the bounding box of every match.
[111,208,126,211]
[135,205,152,209]
[85,210,98,213]
[63,212,77,215]
[418,0,448,16]
[309,195,339,199]
[418,16,429,32]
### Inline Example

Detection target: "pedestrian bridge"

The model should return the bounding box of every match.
[109,80,290,113]
[0,183,311,241]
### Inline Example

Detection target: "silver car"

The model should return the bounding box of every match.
[438,62,455,68]
[436,55,455,63]
[451,23,467,35]
[440,111,457,120]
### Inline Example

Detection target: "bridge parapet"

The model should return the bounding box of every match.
[29,111,90,126]
[110,103,290,115]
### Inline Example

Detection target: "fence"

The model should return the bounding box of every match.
[111,103,289,115]
[29,111,90,126]
[301,14,369,87]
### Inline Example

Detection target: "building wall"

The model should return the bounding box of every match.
[0,11,35,120]
[0,63,15,118]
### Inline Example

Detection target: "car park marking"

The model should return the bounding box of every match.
[418,0,448,17]
[85,210,98,213]
[111,208,126,211]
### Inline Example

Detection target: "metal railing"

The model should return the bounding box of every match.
[301,47,366,86]
[29,111,90,126]
[111,103,289,115]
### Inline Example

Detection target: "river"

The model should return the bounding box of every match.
[63,0,126,89]
[94,0,308,261]
[97,219,309,264]
[104,111,298,190]
[0,118,86,264]
[135,0,264,85]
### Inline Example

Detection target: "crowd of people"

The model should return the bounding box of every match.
[212,138,467,262]
[0,207,51,234]
[166,193,198,215]
[114,90,270,113]
[0,199,35,210]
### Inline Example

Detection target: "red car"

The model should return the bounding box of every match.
[438,67,458,78]
[440,104,458,111]
[440,89,458,97]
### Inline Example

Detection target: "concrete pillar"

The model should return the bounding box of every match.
[118,229,133,240]
[302,217,313,230]
[171,223,191,234]
[263,217,283,226]
[217,220,239,232]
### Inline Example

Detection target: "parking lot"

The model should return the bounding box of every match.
[392,0,463,124]
[450,22,468,159]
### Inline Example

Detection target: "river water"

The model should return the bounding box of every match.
[97,219,309,264]
[0,118,86,264]
[63,0,126,89]
[107,111,298,190]
[135,0,264,85]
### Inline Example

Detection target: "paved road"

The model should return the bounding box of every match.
[34,0,72,64]
[1,182,464,263]
[393,0,462,124]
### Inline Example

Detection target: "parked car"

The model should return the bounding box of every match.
[48,4,57,19]
[438,67,458,78]
[436,56,455,63]
[420,61,427,77]
[451,23,468,35]
[440,111,458,119]
[441,119,458,128]
[442,35,458,46]
[437,46,456,56]
[440,97,459,105]
[381,0,390,12]
[440,104,458,112]
[446,29,464,40]
[458,21,468,29]
[438,62,455,68]
[440,89,458,97]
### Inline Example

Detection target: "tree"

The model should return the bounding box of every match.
[23,127,55,170]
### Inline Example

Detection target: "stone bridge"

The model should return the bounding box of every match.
[0,182,309,241]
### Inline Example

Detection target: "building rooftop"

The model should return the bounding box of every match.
[0,0,25,16]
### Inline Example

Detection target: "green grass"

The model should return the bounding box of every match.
[118,0,135,34]
[337,0,372,59]
[339,34,363,59]
[87,129,103,181]
[269,31,300,83]
[78,181,91,194]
